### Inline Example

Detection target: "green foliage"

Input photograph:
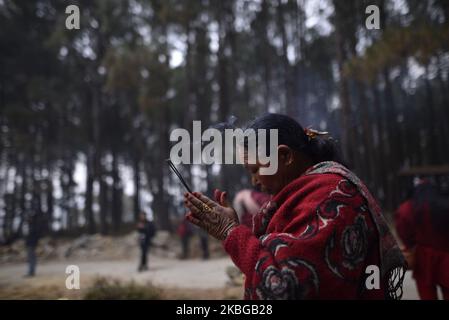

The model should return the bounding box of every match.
[345,24,449,82]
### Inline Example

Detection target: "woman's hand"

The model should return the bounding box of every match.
[183,190,239,241]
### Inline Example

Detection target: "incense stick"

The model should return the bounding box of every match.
[166,159,193,193]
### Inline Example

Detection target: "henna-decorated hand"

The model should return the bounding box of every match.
[183,190,239,241]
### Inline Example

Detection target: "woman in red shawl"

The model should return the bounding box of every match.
[183,113,406,300]
[395,181,449,300]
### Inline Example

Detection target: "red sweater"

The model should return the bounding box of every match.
[224,162,405,299]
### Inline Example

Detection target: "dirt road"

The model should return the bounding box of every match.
[0,255,422,299]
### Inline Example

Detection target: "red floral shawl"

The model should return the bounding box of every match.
[224,161,406,299]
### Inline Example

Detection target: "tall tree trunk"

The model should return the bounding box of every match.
[133,156,141,223]
[372,85,386,195]
[99,176,109,235]
[333,17,355,167]
[356,82,374,186]
[436,55,449,151]
[111,149,122,233]
[151,15,173,231]
[217,2,232,193]
[3,165,17,242]
[45,171,53,235]
[382,68,400,210]
[85,154,96,234]
[18,161,27,238]
[262,0,272,113]
[276,0,295,116]
[424,66,442,164]
[60,169,71,231]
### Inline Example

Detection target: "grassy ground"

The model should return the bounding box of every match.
[0,276,242,300]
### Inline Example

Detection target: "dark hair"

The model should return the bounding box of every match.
[244,113,342,164]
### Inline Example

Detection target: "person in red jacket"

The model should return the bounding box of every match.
[233,189,271,229]
[395,180,449,300]
[183,113,406,299]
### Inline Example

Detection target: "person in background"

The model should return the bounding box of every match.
[177,218,193,259]
[226,189,270,284]
[233,189,271,229]
[197,228,210,260]
[137,211,156,272]
[395,179,449,300]
[177,218,210,260]
[24,213,41,277]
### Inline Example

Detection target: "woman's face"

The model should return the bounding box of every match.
[244,162,277,194]
[243,147,294,195]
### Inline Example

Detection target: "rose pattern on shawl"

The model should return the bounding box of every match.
[266,237,289,257]
[255,255,269,274]
[253,201,278,237]
[317,198,345,220]
[341,215,369,270]
[332,179,358,197]
[256,266,299,299]
[297,218,319,239]
[305,161,404,285]
[324,230,344,279]
[253,235,320,299]
[256,236,289,272]
[298,180,355,240]
[255,258,319,300]
[283,258,320,296]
